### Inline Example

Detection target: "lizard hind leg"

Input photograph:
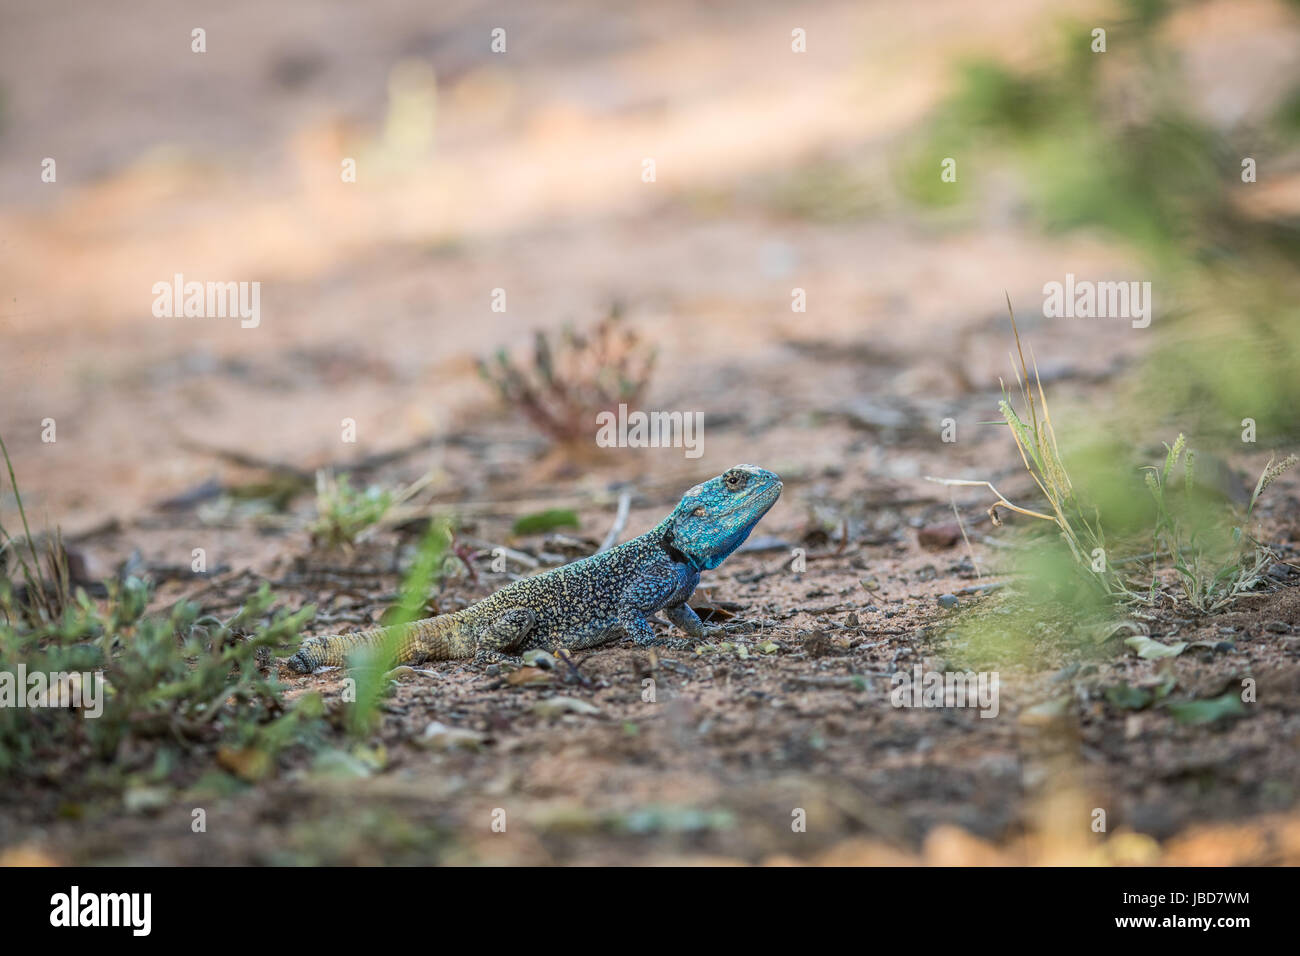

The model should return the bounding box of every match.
[472,607,537,665]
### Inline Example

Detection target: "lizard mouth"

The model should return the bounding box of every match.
[712,476,781,523]
[730,479,782,516]
[668,476,782,570]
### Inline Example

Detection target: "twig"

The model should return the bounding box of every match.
[947,490,982,578]
[954,581,1007,595]
[177,438,313,483]
[554,648,592,687]
[923,476,1056,526]
[596,489,632,554]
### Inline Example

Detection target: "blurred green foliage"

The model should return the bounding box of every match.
[0,573,322,786]
[311,470,393,549]
[904,0,1300,439]
[907,0,1300,664]
[512,508,579,535]
[345,519,451,735]
[0,434,323,791]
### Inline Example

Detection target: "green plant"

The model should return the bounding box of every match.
[345,520,451,735]
[0,436,75,629]
[931,306,1294,619]
[477,304,657,446]
[929,304,1133,601]
[907,5,1300,438]
[0,434,323,787]
[310,470,393,549]
[0,573,321,780]
[1144,439,1296,611]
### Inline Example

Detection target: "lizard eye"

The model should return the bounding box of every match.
[692,506,707,516]
[723,471,746,491]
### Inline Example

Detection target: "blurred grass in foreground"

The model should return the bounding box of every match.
[344,518,452,736]
[933,309,1294,673]
[911,0,1300,667]
[0,425,467,789]
[0,436,324,791]
[904,0,1300,440]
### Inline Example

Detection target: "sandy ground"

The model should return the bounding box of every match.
[2,0,1299,864]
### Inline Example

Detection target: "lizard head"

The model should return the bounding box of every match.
[665,465,782,570]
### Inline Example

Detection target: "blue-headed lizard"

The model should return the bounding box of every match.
[285,465,782,671]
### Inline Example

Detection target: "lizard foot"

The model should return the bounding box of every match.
[473,649,522,667]
[646,636,698,651]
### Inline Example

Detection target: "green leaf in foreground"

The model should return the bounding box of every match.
[1104,683,1152,710]
[1125,635,1187,659]
[512,508,579,535]
[1164,691,1245,725]
[347,520,450,735]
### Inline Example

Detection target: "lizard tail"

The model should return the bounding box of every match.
[284,613,469,672]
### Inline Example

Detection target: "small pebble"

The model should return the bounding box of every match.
[532,696,601,717]
[417,722,487,752]
[918,522,962,550]
[522,649,558,670]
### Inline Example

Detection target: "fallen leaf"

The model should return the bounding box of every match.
[1165,691,1246,725]
[507,666,551,686]
[532,696,601,717]
[522,649,557,669]
[216,745,272,782]
[1125,635,1187,659]
[1018,697,1071,727]
[1104,683,1152,710]
[417,721,488,751]
[512,509,580,535]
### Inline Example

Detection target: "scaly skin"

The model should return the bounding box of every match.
[285,465,782,672]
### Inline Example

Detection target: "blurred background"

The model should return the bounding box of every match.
[4,0,1293,533]
[2,0,1300,865]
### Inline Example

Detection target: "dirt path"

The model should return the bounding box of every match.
[2,0,1299,864]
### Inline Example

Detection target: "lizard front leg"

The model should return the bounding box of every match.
[616,560,694,649]
[616,606,694,650]
[616,608,659,646]
[664,602,709,639]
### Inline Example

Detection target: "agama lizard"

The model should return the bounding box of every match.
[285,465,781,671]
